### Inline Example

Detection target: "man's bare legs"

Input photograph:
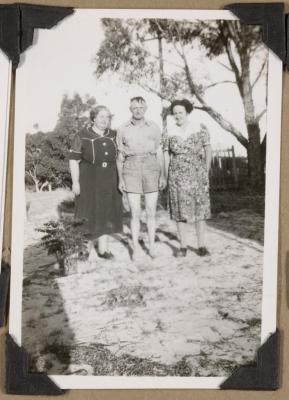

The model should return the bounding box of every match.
[126,193,142,257]
[127,191,159,259]
[145,191,159,257]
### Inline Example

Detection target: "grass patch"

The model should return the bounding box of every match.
[103,285,148,308]
[210,190,264,216]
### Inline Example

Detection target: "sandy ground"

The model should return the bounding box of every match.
[22,189,263,377]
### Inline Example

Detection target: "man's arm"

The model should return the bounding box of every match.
[153,123,167,190]
[116,128,126,193]
[156,146,165,176]
[69,159,80,195]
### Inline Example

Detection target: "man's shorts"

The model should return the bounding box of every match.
[123,154,160,194]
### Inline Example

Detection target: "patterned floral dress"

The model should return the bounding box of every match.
[165,122,211,223]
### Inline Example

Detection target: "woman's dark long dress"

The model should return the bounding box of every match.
[68,127,123,239]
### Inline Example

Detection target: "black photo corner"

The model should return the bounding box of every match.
[0,1,285,395]
[0,262,10,327]
[6,334,65,395]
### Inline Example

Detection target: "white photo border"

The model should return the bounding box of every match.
[9,8,282,390]
[0,51,12,272]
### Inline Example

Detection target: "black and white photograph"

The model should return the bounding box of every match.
[9,9,282,389]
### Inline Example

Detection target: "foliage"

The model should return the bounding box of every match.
[36,218,88,267]
[95,18,265,136]
[54,93,96,146]
[95,18,268,187]
[196,20,262,58]
[25,132,54,191]
[25,94,97,190]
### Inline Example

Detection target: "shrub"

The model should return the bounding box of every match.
[37,219,89,274]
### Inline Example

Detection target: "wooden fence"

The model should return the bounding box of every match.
[210,146,248,191]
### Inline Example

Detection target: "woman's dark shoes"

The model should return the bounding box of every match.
[197,247,210,257]
[98,251,115,260]
[176,247,187,257]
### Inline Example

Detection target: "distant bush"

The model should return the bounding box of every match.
[25,93,97,191]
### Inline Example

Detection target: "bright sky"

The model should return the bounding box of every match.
[16,9,269,156]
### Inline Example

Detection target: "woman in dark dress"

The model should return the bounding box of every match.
[68,105,122,260]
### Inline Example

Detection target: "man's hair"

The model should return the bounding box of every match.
[130,96,146,104]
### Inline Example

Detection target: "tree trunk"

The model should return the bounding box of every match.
[240,52,263,189]
[157,32,167,130]
[246,124,263,189]
[33,179,40,192]
[29,168,40,192]
[40,181,49,192]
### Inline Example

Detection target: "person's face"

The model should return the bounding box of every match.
[130,101,147,120]
[94,109,110,130]
[173,105,188,126]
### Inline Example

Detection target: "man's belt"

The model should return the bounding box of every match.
[125,153,157,158]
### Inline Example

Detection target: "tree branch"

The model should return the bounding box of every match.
[151,19,166,36]
[40,181,49,191]
[256,109,266,123]
[128,40,184,70]
[26,170,38,184]
[204,80,236,90]
[252,57,268,88]
[224,40,242,85]
[179,47,248,148]
[220,22,243,89]
[137,82,167,100]
[217,61,234,73]
[150,52,184,70]
[226,21,243,53]
[172,40,184,60]
[141,36,159,42]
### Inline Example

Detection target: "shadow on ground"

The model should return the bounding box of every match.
[21,189,263,376]
[208,191,265,245]
[22,243,76,374]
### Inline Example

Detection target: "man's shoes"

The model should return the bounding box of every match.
[98,251,115,260]
[132,247,142,261]
[197,247,210,257]
[175,247,187,257]
[132,252,141,261]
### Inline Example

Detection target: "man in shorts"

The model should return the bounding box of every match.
[116,96,166,260]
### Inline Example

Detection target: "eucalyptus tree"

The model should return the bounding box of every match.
[95,18,267,188]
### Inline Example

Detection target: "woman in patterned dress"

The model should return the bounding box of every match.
[68,105,123,260]
[164,99,212,257]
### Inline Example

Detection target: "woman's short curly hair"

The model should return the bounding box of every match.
[90,105,111,122]
[170,99,194,115]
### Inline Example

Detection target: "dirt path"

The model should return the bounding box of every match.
[22,190,263,377]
